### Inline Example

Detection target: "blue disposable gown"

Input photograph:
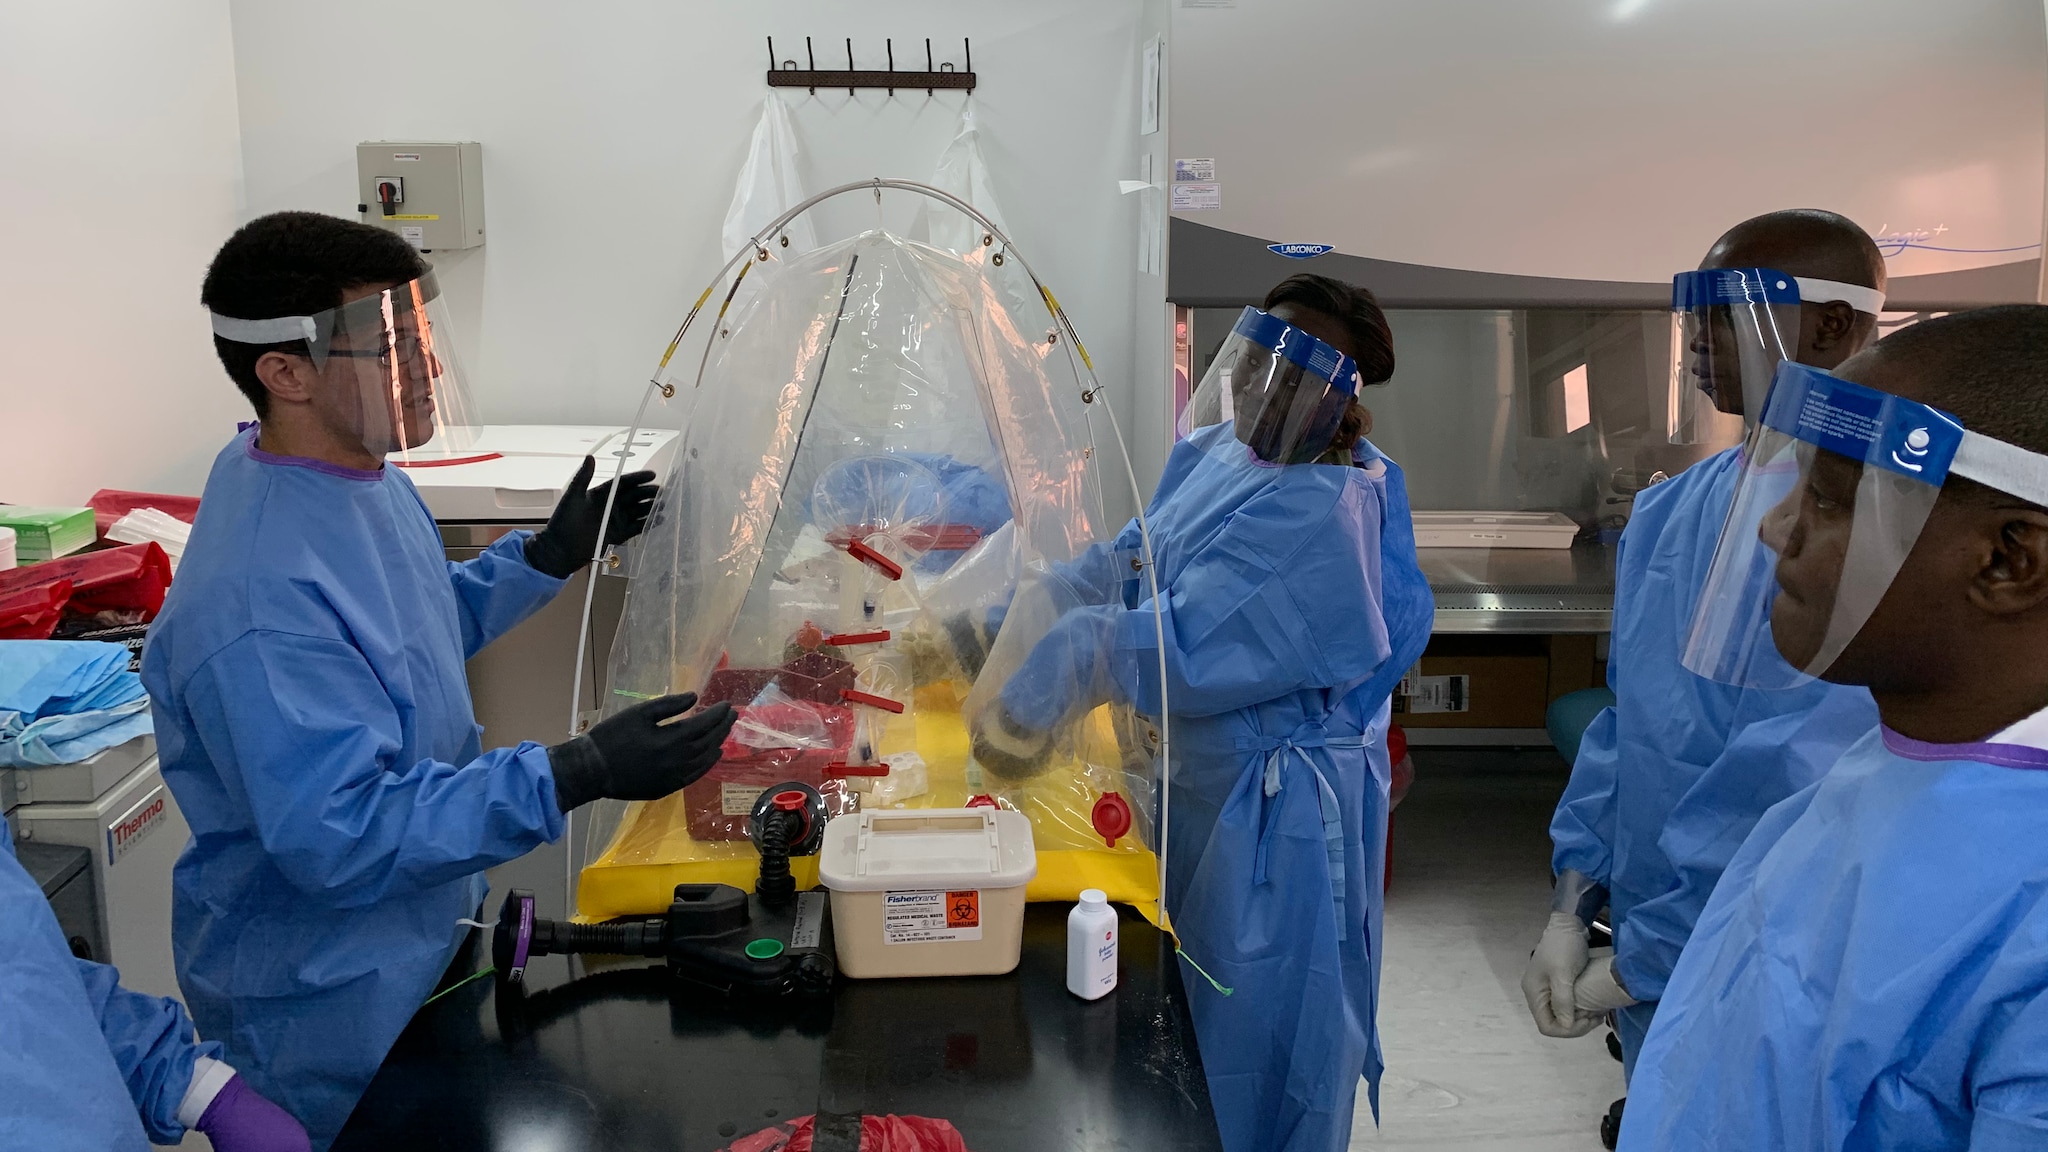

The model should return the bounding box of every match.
[1548,447,1877,1070]
[998,423,1434,1152]
[1619,720,2048,1151]
[141,430,570,1148]
[1,817,221,1150]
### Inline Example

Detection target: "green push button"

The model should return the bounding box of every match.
[745,938,785,961]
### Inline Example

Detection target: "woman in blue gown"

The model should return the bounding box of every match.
[973,275,1434,1152]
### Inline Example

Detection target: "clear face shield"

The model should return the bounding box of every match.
[1682,360,2048,688]
[209,271,483,461]
[1665,268,1887,444]
[1180,306,1362,465]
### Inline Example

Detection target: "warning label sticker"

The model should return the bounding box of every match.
[791,892,826,950]
[721,782,766,817]
[882,889,983,944]
[1397,672,1470,714]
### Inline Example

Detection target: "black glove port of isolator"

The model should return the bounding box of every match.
[493,781,835,997]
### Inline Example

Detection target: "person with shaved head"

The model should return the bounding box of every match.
[1620,305,2048,1149]
[1521,210,1890,1145]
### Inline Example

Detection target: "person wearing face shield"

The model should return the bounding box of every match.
[1617,306,2048,1150]
[141,213,736,1148]
[1524,210,1889,1138]
[968,274,1434,1152]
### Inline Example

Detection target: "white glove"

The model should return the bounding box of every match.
[1573,952,1640,1014]
[1522,911,1598,1038]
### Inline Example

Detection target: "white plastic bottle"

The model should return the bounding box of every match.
[1066,888,1118,1000]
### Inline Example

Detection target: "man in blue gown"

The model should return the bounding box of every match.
[1526,213,1889,1135]
[1620,305,2048,1150]
[144,212,735,1147]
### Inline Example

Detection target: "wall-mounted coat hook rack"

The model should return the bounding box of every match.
[767,36,975,95]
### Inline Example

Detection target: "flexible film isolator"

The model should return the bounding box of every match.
[494,781,835,997]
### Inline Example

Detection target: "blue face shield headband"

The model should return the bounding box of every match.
[1665,267,1886,445]
[1181,307,1363,465]
[1682,359,2048,688]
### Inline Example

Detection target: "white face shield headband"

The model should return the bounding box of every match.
[209,271,483,461]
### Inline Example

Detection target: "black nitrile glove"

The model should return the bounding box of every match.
[524,455,660,579]
[970,697,1057,780]
[547,693,737,813]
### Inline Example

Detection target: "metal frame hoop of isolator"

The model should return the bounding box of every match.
[560,178,1178,934]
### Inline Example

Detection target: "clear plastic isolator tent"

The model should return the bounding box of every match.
[570,183,1169,922]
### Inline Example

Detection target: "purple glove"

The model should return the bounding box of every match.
[195,1075,311,1152]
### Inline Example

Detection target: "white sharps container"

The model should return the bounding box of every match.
[819,807,1036,978]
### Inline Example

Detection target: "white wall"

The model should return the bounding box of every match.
[228,0,1166,515]
[1130,0,1174,499]
[0,0,246,505]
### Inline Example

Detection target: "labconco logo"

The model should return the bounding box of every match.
[1267,243,1335,259]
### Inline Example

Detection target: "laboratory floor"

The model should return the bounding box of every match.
[1353,747,1622,1151]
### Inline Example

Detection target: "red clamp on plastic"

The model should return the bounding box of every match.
[825,630,891,647]
[925,524,983,551]
[1091,791,1134,847]
[391,452,505,469]
[965,794,999,809]
[840,689,906,714]
[825,762,891,778]
[844,539,903,581]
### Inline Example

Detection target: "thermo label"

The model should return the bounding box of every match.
[882,889,983,944]
[107,786,167,863]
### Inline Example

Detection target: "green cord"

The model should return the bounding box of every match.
[1175,947,1234,997]
[422,966,496,1006]
[610,688,658,701]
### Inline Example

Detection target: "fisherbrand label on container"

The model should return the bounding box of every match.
[882,889,983,944]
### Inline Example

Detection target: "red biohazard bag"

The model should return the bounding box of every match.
[0,579,75,640]
[1385,722,1415,893]
[716,1114,972,1152]
[88,490,200,541]
[0,542,173,627]
[1387,723,1415,810]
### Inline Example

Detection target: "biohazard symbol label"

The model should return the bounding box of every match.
[882,889,983,944]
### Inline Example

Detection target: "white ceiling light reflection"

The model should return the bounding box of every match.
[488,1084,599,1152]
[495,1115,581,1152]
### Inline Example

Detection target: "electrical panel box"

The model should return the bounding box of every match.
[356,141,485,251]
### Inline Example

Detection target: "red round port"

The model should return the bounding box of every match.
[1092,792,1133,847]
